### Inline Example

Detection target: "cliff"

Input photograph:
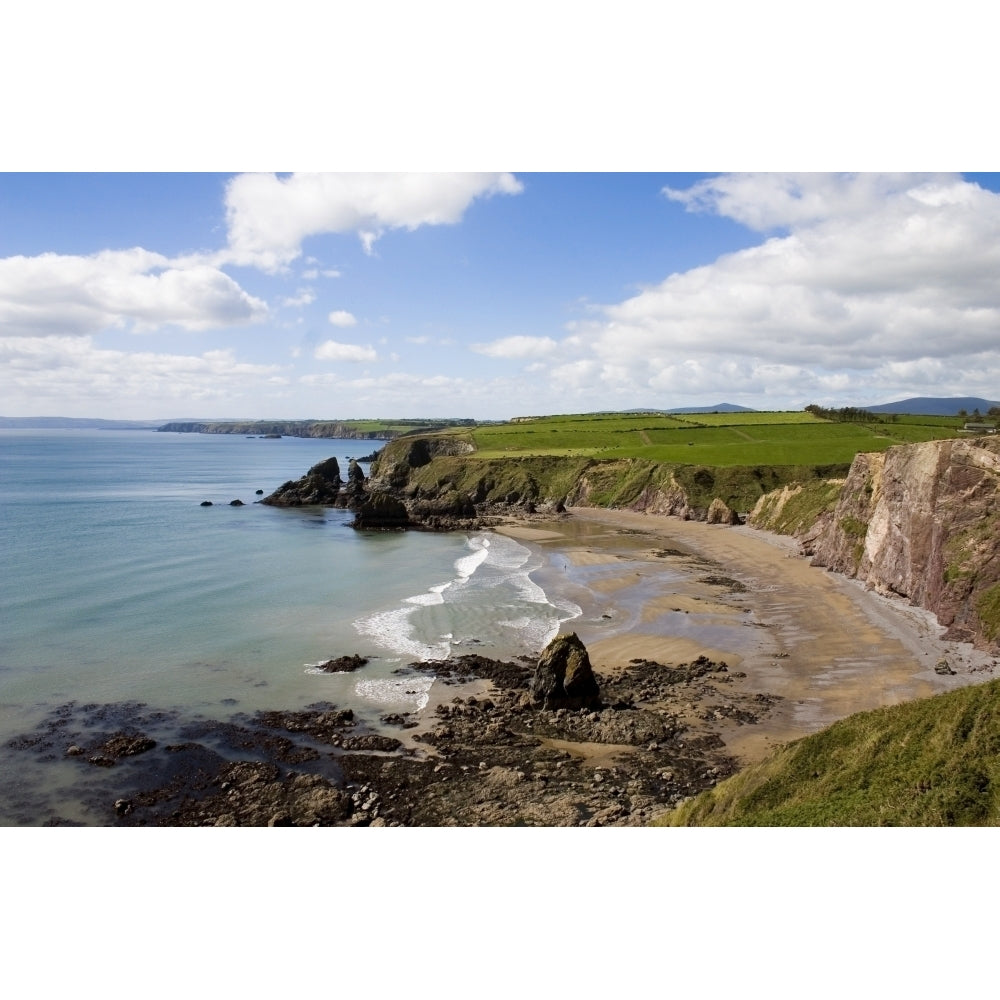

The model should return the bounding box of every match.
[365,433,839,520]
[367,432,1000,649]
[807,437,1000,650]
[262,429,1000,648]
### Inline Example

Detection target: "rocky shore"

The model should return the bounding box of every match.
[5,636,782,826]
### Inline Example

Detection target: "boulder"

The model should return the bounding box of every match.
[706,497,739,525]
[313,654,369,673]
[351,491,411,530]
[530,633,601,710]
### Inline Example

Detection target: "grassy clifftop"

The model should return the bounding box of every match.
[368,410,962,517]
[661,679,1000,826]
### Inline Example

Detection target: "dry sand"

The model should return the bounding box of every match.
[496,508,999,766]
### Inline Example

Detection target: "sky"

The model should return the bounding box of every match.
[3,170,1000,421]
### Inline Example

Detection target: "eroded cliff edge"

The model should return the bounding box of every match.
[803,437,1000,650]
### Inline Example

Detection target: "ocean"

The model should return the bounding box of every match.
[0,429,581,824]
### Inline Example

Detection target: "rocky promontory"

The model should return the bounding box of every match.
[261,456,347,507]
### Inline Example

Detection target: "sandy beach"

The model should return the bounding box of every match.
[496,507,999,766]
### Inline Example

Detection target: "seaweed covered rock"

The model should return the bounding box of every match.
[261,456,343,507]
[530,633,601,710]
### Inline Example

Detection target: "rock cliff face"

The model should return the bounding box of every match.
[809,437,1000,650]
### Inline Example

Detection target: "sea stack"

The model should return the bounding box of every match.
[530,633,601,710]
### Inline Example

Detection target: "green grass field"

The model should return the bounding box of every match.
[467,411,961,466]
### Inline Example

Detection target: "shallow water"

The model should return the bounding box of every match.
[0,430,580,824]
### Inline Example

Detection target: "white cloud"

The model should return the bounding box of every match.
[314,340,377,362]
[328,309,357,327]
[282,288,315,308]
[662,173,955,231]
[0,248,268,337]
[563,173,1000,408]
[223,172,524,271]
[0,335,285,413]
[471,335,559,359]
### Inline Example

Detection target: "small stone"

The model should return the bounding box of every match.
[66,745,83,756]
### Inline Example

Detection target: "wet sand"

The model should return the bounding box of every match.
[497,508,999,766]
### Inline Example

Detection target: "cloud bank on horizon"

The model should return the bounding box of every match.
[2,171,999,420]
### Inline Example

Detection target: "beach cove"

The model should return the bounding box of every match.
[500,507,998,767]
[4,428,998,825]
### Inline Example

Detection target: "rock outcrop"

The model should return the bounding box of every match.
[809,437,1000,650]
[706,497,740,525]
[350,492,411,530]
[261,456,344,507]
[530,633,601,709]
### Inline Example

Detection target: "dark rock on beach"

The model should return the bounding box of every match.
[530,633,601,710]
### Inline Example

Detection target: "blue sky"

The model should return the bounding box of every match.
[3,171,1000,420]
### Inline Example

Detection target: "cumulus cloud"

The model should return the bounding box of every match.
[0,248,268,337]
[662,173,955,231]
[314,340,377,362]
[471,335,559,359]
[328,309,357,327]
[0,335,285,412]
[223,172,524,271]
[569,173,1000,407]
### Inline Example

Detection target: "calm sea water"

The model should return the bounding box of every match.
[0,430,580,823]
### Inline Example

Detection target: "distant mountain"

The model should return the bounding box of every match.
[864,397,1000,416]
[0,416,161,430]
[664,403,756,414]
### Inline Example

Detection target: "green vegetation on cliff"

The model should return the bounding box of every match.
[371,410,961,516]
[661,679,1000,826]
[747,479,845,535]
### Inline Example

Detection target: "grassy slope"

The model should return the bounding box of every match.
[661,679,1000,826]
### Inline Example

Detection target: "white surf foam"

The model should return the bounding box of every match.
[354,605,451,661]
[354,675,433,711]
[353,530,585,662]
[454,536,491,580]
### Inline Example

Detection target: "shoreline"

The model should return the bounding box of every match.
[7,505,998,826]
[495,507,999,766]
